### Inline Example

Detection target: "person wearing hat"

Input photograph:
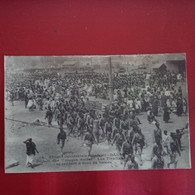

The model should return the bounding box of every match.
[154,122,162,143]
[77,112,85,140]
[104,117,113,145]
[99,114,106,139]
[153,121,163,155]
[112,114,121,138]
[121,114,130,139]
[112,129,125,154]
[83,129,95,159]
[92,112,100,144]
[23,138,39,168]
[132,128,145,166]
[121,136,134,167]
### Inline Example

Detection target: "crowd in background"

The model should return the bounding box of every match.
[5,67,188,169]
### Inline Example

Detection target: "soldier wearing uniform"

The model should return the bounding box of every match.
[132,128,145,166]
[121,138,134,167]
[77,112,85,139]
[104,118,113,144]
[151,153,164,169]
[112,129,125,153]
[153,122,162,153]
[83,130,95,158]
[99,114,106,138]
[167,132,181,168]
[93,115,100,144]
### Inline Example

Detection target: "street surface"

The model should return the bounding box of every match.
[5,99,191,173]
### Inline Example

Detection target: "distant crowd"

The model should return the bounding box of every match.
[5,68,188,169]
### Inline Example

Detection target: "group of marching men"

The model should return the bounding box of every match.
[5,70,189,170]
[45,94,188,170]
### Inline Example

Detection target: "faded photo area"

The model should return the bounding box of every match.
[4,54,191,173]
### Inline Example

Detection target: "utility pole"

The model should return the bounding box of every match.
[108,56,113,102]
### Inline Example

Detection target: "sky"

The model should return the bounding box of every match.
[4,53,186,70]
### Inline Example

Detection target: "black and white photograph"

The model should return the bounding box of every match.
[4,54,191,173]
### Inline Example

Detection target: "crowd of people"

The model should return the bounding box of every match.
[5,67,189,170]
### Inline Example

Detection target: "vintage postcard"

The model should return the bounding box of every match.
[4,54,191,173]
